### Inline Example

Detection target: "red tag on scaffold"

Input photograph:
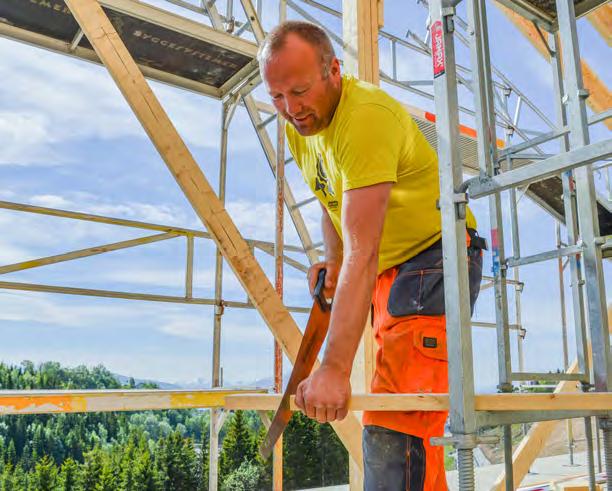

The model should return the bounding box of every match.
[431,20,445,78]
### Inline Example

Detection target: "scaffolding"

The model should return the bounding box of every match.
[0,0,610,489]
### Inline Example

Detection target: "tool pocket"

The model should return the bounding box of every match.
[387,241,483,317]
[413,324,448,362]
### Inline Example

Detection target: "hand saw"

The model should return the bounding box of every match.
[259,268,331,459]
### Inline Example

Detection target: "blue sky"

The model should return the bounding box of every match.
[0,0,609,391]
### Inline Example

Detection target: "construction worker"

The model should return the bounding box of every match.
[259,21,483,490]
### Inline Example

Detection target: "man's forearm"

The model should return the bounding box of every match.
[321,251,378,375]
[321,208,343,263]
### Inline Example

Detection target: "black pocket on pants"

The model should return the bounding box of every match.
[387,243,482,317]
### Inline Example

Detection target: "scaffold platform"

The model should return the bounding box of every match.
[0,0,258,98]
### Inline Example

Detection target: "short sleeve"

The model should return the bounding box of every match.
[335,104,402,191]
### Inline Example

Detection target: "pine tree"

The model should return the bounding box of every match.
[81,447,104,490]
[156,432,198,491]
[6,441,17,468]
[58,458,82,491]
[283,412,320,488]
[31,455,58,491]
[132,438,160,491]
[118,436,136,491]
[218,411,256,482]
[198,438,209,491]
[318,423,348,486]
[95,453,117,491]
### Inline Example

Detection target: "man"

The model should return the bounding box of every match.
[259,21,483,490]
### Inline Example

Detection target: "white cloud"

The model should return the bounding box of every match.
[0,111,62,166]
[0,38,261,167]
[0,290,144,327]
[29,194,73,209]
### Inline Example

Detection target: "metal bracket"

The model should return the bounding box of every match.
[214,303,225,316]
[453,192,468,220]
[430,433,499,448]
[577,89,589,99]
[441,7,455,33]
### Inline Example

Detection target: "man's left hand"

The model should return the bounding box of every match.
[295,364,351,423]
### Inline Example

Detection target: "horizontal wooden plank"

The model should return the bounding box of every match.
[0,389,265,415]
[225,392,612,412]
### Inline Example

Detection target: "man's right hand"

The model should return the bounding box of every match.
[307,261,340,298]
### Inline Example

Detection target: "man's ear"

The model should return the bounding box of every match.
[330,58,341,79]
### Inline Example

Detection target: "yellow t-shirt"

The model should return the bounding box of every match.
[286,75,476,273]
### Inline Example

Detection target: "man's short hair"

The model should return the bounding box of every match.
[258,21,336,77]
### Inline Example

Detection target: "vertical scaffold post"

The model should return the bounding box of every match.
[549,32,590,384]
[273,95,286,491]
[209,101,231,491]
[466,0,513,487]
[429,0,477,488]
[555,0,611,486]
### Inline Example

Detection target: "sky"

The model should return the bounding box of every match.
[0,0,610,392]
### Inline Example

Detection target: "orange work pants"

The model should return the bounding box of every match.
[363,266,449,490]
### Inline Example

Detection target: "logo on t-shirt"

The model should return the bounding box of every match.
[314,154,335,199]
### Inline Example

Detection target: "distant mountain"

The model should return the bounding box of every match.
[113,373,181,390]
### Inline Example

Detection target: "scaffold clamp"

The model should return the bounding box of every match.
[214,303,225,316]
[453,192,468,220]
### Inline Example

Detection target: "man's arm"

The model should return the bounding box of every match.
[308,203,343,296]
[296,181,392,423]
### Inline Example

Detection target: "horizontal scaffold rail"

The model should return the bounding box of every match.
[465,138,612,199]
[0,389,266,415]
[224,392,612,412]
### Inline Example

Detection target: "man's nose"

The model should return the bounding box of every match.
[284,96,303,116]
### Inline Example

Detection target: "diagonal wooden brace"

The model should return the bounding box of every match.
[62,0,363,469]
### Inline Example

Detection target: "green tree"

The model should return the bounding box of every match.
[131,438,160,491]
[221,461,261,491]
[81,447,103,490]
[283,413,320,488]
[198,439,209,491]
[31,455,58,491]
[219,411,256,482]
[156,431,198,491]
[58,458,81,491]
[318,422,348,486]
[5,441,16,468]
[94,453,117,491]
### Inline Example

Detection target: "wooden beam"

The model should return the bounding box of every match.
[0,232,178,274]
[62,0,364,469]
[495,2,612,130]
[0,389,264,415]
[224,391,612,412]
[587,3,612,46]
[342,0,380,84]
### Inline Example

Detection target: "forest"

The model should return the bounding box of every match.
[0,361,348,490]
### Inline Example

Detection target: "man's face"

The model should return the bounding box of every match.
[262,34,342,136]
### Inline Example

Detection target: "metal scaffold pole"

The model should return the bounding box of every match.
[428,0,479,488]
[466,0,513,487]
[554,1,611,489]
[209,101,232,491]
[273,0,287,482]
[273,110,286,491]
